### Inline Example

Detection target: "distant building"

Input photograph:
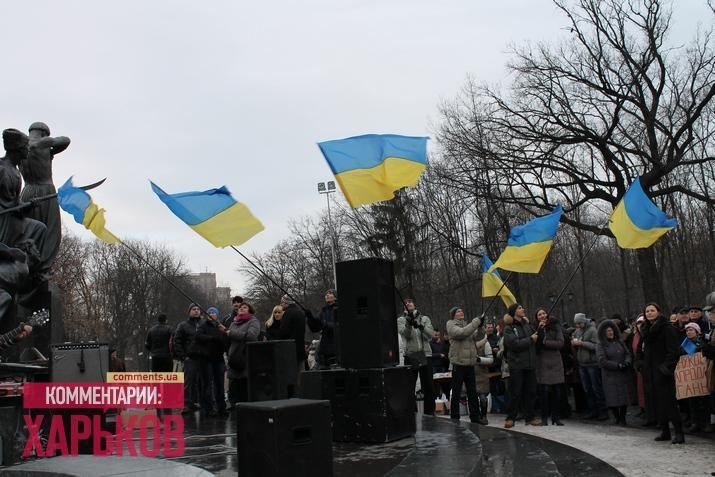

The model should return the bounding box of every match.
[190,272,233,312]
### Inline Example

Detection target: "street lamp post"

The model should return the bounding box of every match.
[318,181,337,290]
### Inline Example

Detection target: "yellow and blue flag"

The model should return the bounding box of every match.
[57,177,120,244]
[490,205,563,274]
[318,134,429,208]
[150,182,264,248]
[482,255,517,307]
[609,177,677,249]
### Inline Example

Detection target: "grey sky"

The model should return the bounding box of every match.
[1,0,709,296]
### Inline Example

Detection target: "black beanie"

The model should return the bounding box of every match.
[507,303,520,318]
[449,307,460,319]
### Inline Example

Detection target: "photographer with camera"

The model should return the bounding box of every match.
[397,298,435,416]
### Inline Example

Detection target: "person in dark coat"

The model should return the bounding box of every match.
[173,303,203,413]
[316,289,338,368]
[145,313,174,372]
[535,308,565,426]
[195,306,229,417]
[503,303,542,428]
[641,302,684,444]
[266,295,307,384]
[597,320,632,425]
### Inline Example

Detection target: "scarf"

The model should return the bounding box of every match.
[234,312,254,325]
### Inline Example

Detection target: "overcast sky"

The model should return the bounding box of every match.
[1,0,709,296]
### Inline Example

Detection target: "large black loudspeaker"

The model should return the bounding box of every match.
[299,367,415,443]
[237,398,333,477]
[247,340,297,401]
[50,343,110,382]
[336,258,398,369]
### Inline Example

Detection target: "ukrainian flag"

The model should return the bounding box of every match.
[609,177,677,249]
[490,205,563,274]
[318,134,429,208]
[482,255,517,307]
[150,182,264,248]
[57,177,120,244]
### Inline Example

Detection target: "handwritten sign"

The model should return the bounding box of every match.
[675,352,709,400]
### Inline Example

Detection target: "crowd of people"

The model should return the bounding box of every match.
[402,298,715,445]
[144,294,310,417]
[143,287,715,448]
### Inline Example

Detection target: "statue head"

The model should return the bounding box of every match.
[29,122,50,137]
[2,128,29,154]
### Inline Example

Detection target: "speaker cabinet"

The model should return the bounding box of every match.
[50,343,109,382]
[335,258,398,369]
[247,340,298,402]
[299,367,415,443]
[237,398,333,477]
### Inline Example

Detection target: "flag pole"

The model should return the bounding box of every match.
[481,272,513,318]
[546,222,609,317]
[118,240,210,316]
[229,246,309,311]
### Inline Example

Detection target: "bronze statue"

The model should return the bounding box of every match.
[0,129,48,322]
[20,122,69,271]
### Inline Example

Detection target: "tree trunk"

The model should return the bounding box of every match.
[636,247,666,307]
[619,247,631,317]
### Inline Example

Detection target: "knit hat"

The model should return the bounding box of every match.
[449,307,460,319]
[688,305,702,312]
[685,322,701,334]
[207,306,219,315]
[188,303,200,313]
[573,313,588,325]
[507,303,520,318]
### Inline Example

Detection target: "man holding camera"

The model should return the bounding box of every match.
[397,298,435,416]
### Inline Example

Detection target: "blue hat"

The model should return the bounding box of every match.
[207,306,219,315]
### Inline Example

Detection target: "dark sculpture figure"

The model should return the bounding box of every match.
[20,122,69,271]
[0,129,47,323]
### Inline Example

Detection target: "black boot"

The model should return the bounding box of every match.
[654,424,671,441]
[672,421,685,444]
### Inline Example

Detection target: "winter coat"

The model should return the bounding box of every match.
[536,318,565,385]
[195,317,229,362]
[573,321,599,367]
[597,321,632,407]
[704,332,715,392]
[397,310,434,357]
[429,338,450,371]
[266,303,306,363]
[227,316,260,379]
[632,331,646,409]
[503,315,537,371]
[474,334,494,394]
[446,318,481,366]
[173,317,202,361]
[641,315,681,420]
[316,302,338,357]
[145,323,173,359]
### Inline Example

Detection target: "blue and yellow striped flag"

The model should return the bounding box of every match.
[609,178,677,249]
[482,255,517,307]
[150,182,264,248]
[57,177,120,244]
[490,205,563,274]
[318,134,428,208]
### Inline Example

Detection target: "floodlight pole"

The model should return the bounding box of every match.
[318,181,338,290]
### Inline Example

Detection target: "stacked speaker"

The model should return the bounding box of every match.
[299,258,416,443]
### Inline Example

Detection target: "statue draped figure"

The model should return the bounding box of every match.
[19,122,69,273]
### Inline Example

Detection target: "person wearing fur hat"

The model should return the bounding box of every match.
[572,312,608,420]
[597,320,632,425]
[687,306,710,337]
[535,308,565,426]
[446,306,482,423]
[397,298,436,415]
[679,322,712,433]
[174,303,204,413]
[503,303,542,428]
